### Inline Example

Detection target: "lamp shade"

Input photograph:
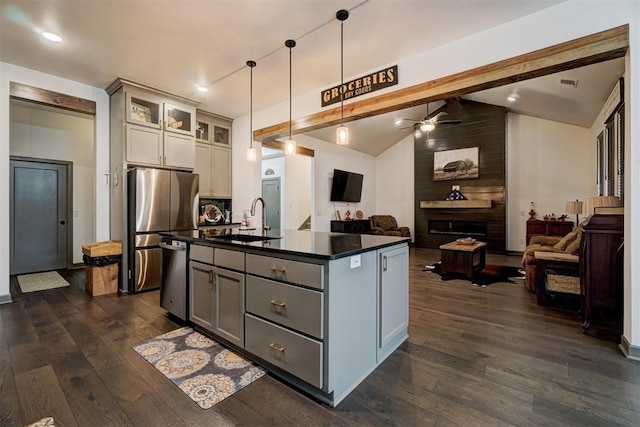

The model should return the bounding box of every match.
[565,200,583,215]
[582,196,620,216]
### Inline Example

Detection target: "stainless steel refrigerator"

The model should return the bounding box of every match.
[127,167,198,292]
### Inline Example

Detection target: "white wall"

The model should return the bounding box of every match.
[1,62,110,302]
[507,113,594,252]
[262,155,284,229]
[294,134,376,232]
[284,154,312,230]
[375,134,414,240]
[10,102,95,264]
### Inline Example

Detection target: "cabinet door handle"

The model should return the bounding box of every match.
[269,343,285,352]
[208,270,213,284]
[164,156,167,164]
[383,256,388,272]
[270,267,286,274]
[269,299,286,308]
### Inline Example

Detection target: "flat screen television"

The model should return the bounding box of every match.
[330,169,363,202]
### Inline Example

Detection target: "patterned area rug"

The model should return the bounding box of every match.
[25,417,55,427]
[17,271,70,293]
[424,262,525,287]
[133,327,266,409]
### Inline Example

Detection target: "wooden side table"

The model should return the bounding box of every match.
[439,241,487,279]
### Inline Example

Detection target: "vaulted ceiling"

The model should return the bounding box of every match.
[2,0,624,156]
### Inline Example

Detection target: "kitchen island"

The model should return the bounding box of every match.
[161,227,409,407]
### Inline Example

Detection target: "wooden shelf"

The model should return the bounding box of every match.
[419,200,492,209]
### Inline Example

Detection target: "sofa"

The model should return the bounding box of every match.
[369,215,411,237]
[521,225,583,292]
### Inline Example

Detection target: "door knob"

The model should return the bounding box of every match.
[60,220,66,225]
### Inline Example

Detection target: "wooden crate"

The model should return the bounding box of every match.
[82,240,122,257]
[85,264,119,296]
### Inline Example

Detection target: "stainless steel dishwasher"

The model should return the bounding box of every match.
[160,239,188,321]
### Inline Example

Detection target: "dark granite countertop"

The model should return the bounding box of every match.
[160,227,409,260]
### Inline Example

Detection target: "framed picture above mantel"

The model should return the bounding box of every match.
[433,147,479,182]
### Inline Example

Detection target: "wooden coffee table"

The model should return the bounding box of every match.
[439,241,487,279]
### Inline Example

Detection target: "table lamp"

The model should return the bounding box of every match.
[565,199,582,226]
[582,196,620,217]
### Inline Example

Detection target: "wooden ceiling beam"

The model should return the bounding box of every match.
[254,24,628,142]
[10,82,96,115]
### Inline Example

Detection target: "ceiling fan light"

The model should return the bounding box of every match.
[285,139,296,155]
[246,146,257,161]
[420,122,435,132]
[336,125,349,145]
[42,32,62,42]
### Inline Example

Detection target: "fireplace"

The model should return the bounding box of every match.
[428,219,487,237]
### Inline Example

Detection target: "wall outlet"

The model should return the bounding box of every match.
[520,210,525,217]
[73,210,79,217]
[350,255,361,269]
[520,238,525,245]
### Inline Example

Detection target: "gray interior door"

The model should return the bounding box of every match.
[10,158,70,275]
[262,177,281,231]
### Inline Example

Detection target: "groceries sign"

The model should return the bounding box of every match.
[321,65,398,107]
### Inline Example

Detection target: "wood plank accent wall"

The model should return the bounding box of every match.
[414,100,507,252]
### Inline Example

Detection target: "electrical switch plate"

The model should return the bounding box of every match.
[350,254,361,269]
[73,210,79,217]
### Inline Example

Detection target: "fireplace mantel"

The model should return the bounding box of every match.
[420,200,492,209]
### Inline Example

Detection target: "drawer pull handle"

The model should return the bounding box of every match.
[269,299,286,308]
[269,343,285,352]
[270,267,286,273]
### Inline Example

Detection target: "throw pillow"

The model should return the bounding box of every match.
[553,230,577,251]
[564,227,583,254]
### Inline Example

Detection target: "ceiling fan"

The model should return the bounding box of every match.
[396,105,462,133]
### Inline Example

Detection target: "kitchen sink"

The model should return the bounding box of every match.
[212,234,281,242]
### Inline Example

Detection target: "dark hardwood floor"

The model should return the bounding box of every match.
[2,248,640,426]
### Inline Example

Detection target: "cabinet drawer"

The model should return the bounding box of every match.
[190,244,213,264]
[245,314,322,388]
[215,248,245,271]
[246,275,323,339]
[246,254,324,290]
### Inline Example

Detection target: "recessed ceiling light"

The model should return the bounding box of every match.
[507,94,519,103]
[196,86,209,93]
[395,118,403,126]
[42,32,62,42]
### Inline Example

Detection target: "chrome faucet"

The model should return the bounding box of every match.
[251,197,270,234]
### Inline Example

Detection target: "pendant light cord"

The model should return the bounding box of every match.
[340,18,344,125]
[247,60,256,150]
[289,45,293,140]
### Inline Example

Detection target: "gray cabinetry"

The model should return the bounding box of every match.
[180,236,409,408]
[108,79,197,171]
[194,110,233,198]
[190,260,215,330]
[245,314,323,388]
[244,253,324,388]
[377,245,409,361]
[189,245,245,348]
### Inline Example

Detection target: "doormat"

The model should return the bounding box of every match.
[423,262,525,287]
[132,327,266,409]
[17,271,70,293]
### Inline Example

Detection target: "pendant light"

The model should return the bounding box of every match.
[246,60,257,162]
[285,39,296,156]
[336,9,349,145]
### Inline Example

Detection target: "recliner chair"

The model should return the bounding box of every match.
[369,215,411,237]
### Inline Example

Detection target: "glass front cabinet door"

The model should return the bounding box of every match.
[164,102,195,136]
[126,92,162,129]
